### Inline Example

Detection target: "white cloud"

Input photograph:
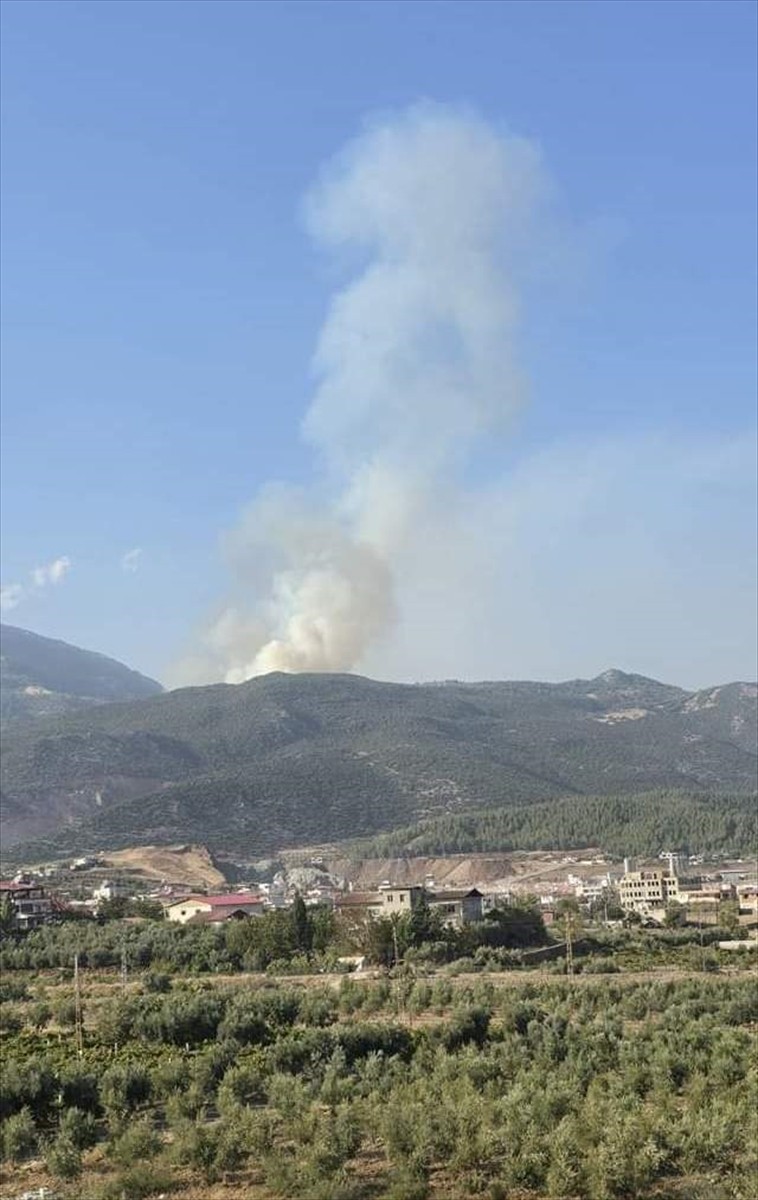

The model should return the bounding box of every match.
[31,556,72,588]
[0,584,24,612]
[1,556,72,614]
[121,548,143,573]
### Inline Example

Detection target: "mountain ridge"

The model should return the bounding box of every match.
[0,624,163,721]
[1,666,755,858]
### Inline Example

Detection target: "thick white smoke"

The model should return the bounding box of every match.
[197,104,546,682]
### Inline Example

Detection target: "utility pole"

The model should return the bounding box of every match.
[565,915,575,978]
[73,953,84,1061]
[120,945,128,991]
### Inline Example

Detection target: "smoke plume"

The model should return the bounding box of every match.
[197,104,546,682]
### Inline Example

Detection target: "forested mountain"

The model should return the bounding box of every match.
[350,789,758,861]
[1,668,755,859]
[0,624,163,721]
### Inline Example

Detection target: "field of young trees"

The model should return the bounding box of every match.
[0,906,756,1200]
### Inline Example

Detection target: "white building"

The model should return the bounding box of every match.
[574,875,613,904]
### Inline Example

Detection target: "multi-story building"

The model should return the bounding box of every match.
[376,885,426,916]
[0,880,54,930]
[426,888,485,927]
[618,869,680,915]
[335,884,484,928]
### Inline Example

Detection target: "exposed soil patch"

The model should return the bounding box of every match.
[101,843,226,888]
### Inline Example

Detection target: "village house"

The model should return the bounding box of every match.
[676,881,738,913]
[375,885,425,916]
[335,884,484,929]
[0,879,54,930]
[92,878,131,903]
[426,888,485,926]
[736,885,758,919]
[573,875,613,904]
[165,892,265,924]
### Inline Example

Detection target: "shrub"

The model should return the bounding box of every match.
[59,1104,98,1149]
[383,1159,430,1200]
[0,979,29,1002]
[99,1162,176,1199]
[408,982,433,1014]
[191,1039,240,1099]
[268,1027,336,1076]
[143,971,171,994]
[0,1006,22,1035]
[337,1022,415,1065]
[60,1066,101,1114]
[214,1109,255,1172]
[171,1119,222,1183]
[0,1055,58,1121]
[299,989,339,1027]
[152,1057,191,1099]
[1,1106,37,1162]
[440,1006,491,1051]
[54,996,80,1027]
[30,1001,52,1029]
[217,998,272,1046]
[218,1063,267,1111]
[45,1132,82,1180]
[101,1063,152,1123]
[109,1117,161,1166]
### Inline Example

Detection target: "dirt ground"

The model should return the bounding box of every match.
[280,845,615,891]
[101,845,226,890]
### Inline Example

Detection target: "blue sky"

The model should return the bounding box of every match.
[1,0,756,687]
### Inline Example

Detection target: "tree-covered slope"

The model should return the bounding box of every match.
[0,624,163,721]
[1,668,755,857]
[349,789,758,861]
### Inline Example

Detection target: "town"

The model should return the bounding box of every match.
[3,846,757,940]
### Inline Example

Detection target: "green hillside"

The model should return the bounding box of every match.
[1,669,756,859]
[349,789,758,861]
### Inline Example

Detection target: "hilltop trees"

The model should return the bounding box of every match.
[352,790,758,862]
